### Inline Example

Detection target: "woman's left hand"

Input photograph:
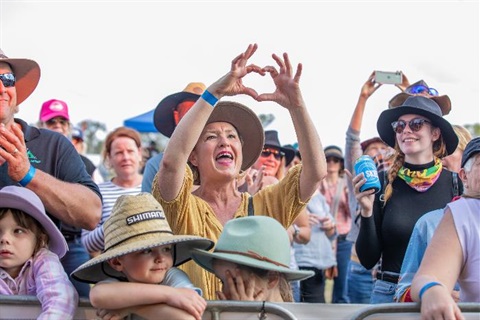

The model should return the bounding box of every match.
[217,269,266,301]
[257,52,304,110]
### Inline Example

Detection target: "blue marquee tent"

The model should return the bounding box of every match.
[123,109,158,133]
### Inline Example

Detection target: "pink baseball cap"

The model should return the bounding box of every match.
[40,99,70,122]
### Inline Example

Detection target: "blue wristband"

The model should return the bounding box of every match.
[419,281,442,300]
[201,90,219,107]
[19,165,36,187]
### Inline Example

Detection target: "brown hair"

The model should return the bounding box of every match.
[0,208,49,255]
[383,128,448,204]
[452,125,472,152]
[102,126,142,162]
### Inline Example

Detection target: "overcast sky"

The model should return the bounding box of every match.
[1,0,479,151]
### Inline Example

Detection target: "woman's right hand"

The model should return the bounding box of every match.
[209,43,265,100]
[360,71,381,100]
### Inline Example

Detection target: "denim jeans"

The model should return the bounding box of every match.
[291,280,301,302]
[299,267,326,303]
[347,260,374,304]
[332,237,352,303]
[61,237,91,297]
[370,279,396,304]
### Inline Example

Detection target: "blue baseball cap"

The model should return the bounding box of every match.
[461,137,480,168]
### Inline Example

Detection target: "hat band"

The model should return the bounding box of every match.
[104,230,173,252]
[215,250,288,268]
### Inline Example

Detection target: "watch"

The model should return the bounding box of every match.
[292,224,300,238]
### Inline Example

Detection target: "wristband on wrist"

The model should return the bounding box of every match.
[419,282,442,300]
[19,165,36,187]
[201,90,219,107]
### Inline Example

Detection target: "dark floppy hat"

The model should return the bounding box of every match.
[71,193,214,284]
[283,144,301,166]
[154,82,206,137]
[360,137,387,153]
[206,101,264,171]
[377,95,458,155]
[461,137,480,168]
[0,186,67,258]
[324,145,344,160]
[264,130,295,165]
[0,49,41,106]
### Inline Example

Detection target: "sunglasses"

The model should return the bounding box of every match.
[0,73,16,88]
[261,148,284,160]
[405,84,439,97]
[46,118,69,126]
[326,157,340,163]
[391,118,431,134]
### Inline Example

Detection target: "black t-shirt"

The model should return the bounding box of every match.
[356,161,463,273]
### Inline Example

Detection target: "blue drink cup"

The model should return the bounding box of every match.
[354,155,381,194]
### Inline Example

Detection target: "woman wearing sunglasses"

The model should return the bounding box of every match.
[151,44,327,300]
[352,95,460,304]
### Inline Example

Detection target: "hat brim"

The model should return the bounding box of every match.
[376,106,458,155]
[1,193,67,258]
[71,234,213,283]
[389,92,452,116]
[191,248,313,282]
[154,92,201,137]
[207,101,264,171]
[265,144,295,166]
[360,137,386,152]
[2,58,40,106]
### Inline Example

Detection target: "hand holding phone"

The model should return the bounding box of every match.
[374,70,403,85]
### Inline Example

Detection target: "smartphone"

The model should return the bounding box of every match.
[374,71,403,85]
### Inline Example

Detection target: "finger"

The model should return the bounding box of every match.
[271,53,285,72]
[226,270,239,300]
[234,268,247,298]
[293,63,302,83]
[246,64,265,76]
[244,43,258,59]
[263,65,278,78]
[283,52,292,76]
[216,290,227,300]
[242,87,259,100]
[245,273,256,298]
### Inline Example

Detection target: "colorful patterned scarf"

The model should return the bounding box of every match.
[397,158,442,192]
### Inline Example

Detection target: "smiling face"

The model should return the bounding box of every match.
[0,62,18,125]
[395,114,440,164]
[189,122,243,182]
[0,210,38,278]
[108,244,174,284]
[252,147,283,177]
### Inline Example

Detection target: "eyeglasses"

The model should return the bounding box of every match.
[391,118,431,134]
[326,157,340,163]
[261,148,284,160]
[405,84,439,96]
[46,118,69,126]
[0,73,16,88]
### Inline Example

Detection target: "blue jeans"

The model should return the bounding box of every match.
[370,279,396,304]
[299,267,326,303]
[61,237,91,297]
[332,237,352,303]
[291,280,301,302]
[347,260,374,304]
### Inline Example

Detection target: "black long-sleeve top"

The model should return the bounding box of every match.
[355,161,463,273]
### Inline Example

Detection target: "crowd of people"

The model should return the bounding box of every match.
[0,44,478,320]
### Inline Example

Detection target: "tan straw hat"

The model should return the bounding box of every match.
[0,49,40,106]
[71,193,214,283]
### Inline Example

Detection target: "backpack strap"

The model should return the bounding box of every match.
[452,171,459,197]
[248,196,255,216]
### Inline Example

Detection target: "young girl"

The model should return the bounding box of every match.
[192,216,314,302]
[0,186,76,319]
[72,193,214,320]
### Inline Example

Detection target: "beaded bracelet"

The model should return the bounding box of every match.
[419,281,442,300]
[201,90,219,107]
[19,165,36,187]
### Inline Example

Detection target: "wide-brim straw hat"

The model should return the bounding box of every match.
[154,82,206,137]
[206,101,264,171]
[0,49,41,106]
[71,193,214,284]
[0,186,67,258]
[377,95,458,155]
[192,216,314,282]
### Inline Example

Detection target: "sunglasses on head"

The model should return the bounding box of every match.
[46,118,69,126]
[405,84,439,96]
[261,148,284,160]
[391,118,431,134]
[0,73,16,88]
[326,157,340,163]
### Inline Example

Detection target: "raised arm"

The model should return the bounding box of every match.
[157,44,264,201]
[257,53,326,201]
